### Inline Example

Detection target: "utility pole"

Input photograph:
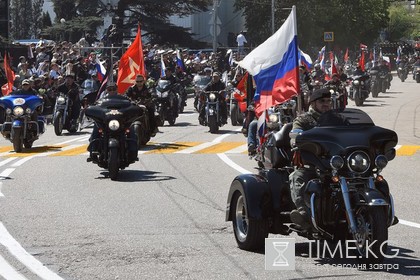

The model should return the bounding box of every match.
[212,0,218,54]
[271,0,275,35]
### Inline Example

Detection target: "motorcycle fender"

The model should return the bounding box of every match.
[225,174,270,221]
[358,189,388,207]
[12,120,23,128]
[108,138,119,148]
[265,169,293,212]
[208,107,215,116]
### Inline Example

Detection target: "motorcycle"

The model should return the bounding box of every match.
[201,90,225,134]
[253,100,296,169]
[369,69,380,98]
[193,74,211,112]
[397,64,408,83]
[226,108,398,263]
[131,101,152,147]
[53,92,78,135]
[378,70,390,93]
[348,74,370,106]
[77,90,97,131]
[154,79,179,126]
[85,95,140,180]
[414,65,420,83]
[0,94,46,152]
[226,83,245,126]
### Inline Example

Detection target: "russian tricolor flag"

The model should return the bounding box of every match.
[160,55,166,77]
[176,49,186,72]
[95,57,106,82]
[238,6,299,117]
[298,48,312,70]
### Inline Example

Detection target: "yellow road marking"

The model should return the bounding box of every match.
[194,142,245,154]
[0,146,12,153]
[396,145,420,156]
[50,144,88,156]
[144,142,201,154]
[4,145,64,157]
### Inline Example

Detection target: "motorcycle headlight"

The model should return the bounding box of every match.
[25,108,32,114]
[5,108,12,115]
[209,93,216,101]
[375,155,388,169]
[330,155,344,170]
[13,106,24,116]
[108,120,120,131]
[361,81,364,85]
[269,114,279,123]
[347,151,370,173]
[353,80,360,86]
[57,96,66,104]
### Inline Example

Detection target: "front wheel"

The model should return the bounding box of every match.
[208,115,218,133]
[12,128,23,153]
[354,93,363,106]
[230,103,239,126]
[108,147,119,180]
[232,191,268,251]
[352,207,388,264]
[53,111,63,136]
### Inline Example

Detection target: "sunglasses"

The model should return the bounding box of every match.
[136,80,144,83]
[317,98,332,104]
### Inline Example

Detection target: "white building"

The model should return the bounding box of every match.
[42,0,245,47]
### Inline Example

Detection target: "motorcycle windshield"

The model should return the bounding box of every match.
[86,95,142,124]
[296,109,398,156]
[0,94,43,110]
[157,80,171,91]
[193,75,211,86]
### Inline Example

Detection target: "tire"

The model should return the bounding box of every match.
[354,94,363,106]
[416,76,420,83]
[53,111,63,136]
[168,116,176,126]
[371,85,379,98]
[208,115,218,133]
[230,104,238,126]
[381,82,387,93]
[108,147,119,180]
[24,141,33,149]
[231,191,268,251]
[78,110,85,131]
[351,207,388,264]
[12,128,23,153]
[133,124,142,147]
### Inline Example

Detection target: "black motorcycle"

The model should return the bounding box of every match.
[397,63,408,83]
[201,91,225,134]
[378,70,391,93]
[226,108,398,263]
[348,74,370,106]
[369,69,380,98]
[85,95,140,180]
[413,65,420,83]
[131,101,151,147]
[53,92,78,135]
[154,79,179,126]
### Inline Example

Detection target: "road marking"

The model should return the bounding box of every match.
[55,136,90,145]
[49,144,88,156]
[217,153,252,174]
[195,142,245,154]
[396,145,420,156]
[144,142,201,154]
[11,157,36,167]
[0,222,64,280]
[0,146,12,153]
[225,144,248,154]
[399,219,420,229]
[0,255,28,280]
[0,158,17,167]
[0,168,15,180]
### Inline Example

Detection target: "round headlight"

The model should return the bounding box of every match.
[5,108,12,115]
[57,96,66,104]
[13,106,24,116]
[375,155,388,169]
[353,80,360,86]
[269,114,279,123]
[330,155,344,170]
[347,151,370,173]
[25,108,32,114]
[209,93,216,101]
[108,120,120,131]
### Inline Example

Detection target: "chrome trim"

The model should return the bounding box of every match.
[340,177,357,234]
[310,193,333,240]
[389,193,395,227]
[368,198,388,206]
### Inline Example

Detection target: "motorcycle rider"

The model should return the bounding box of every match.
[57,73,81,126]
[124,74,158,137]
[198,71,227,125]
[10,79,41,122]
[311,63,325,83]
[289,88,332,229]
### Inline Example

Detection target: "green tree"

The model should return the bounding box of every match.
[10,0,33,39]
[31,0,44,38]
[388,3,420,41]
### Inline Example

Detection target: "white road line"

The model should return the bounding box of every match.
[55,136,90,145]
[0,168,15,180]
[77,136,90,142]
[0,255,28,280]
[11,157,35,168]
[399,219,420,229]
[217,153,252,174]
[0,222,64,280]
[0,158,17,167]
[0,182,3,197]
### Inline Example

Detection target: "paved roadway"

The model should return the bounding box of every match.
[0,75,419,280]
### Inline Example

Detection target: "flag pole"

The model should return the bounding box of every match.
[292,5,302,115]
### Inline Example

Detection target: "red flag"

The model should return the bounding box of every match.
[359,51,365,71]
[3,52,15,96]
[344,48,349,63]
[329,51,338,76]
[360,43,367,50]
[116,25,146,94]
[233,72,249,113]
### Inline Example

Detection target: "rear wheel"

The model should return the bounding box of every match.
[108,147,119,180]
[232,191,268,251]
[12,128,23,153]
[53,111,63,136]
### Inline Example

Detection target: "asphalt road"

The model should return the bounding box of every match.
[0,74,419,280]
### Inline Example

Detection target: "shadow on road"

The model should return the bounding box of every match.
[98,170,176,182]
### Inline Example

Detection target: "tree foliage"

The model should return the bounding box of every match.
[10,0,33,39]
[234,0,391,53]
[388,3,420,41]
